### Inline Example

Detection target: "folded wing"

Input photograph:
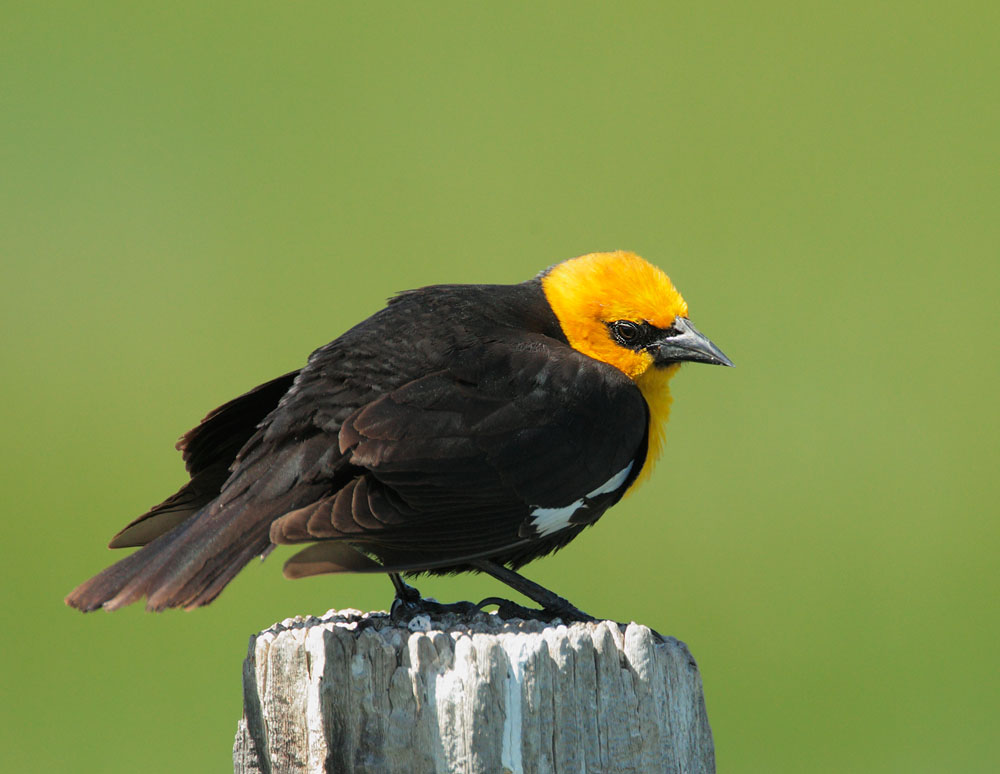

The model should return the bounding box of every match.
[273,338,648,574]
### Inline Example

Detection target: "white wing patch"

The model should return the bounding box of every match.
[529,461,634,537]
[585,461,633,497]
[528,501,585,537]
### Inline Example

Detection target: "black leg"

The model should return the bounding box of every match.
[389,572,420,603]
[386,565,596,624]
[470,559,595,622]
[387,572,480,621]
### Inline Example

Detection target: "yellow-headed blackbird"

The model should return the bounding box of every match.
[66,251,731,620]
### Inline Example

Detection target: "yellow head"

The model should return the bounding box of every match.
[541,251,690,379]
[541,250,731,487]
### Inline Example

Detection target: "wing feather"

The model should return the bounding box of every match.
[270,340,648,569]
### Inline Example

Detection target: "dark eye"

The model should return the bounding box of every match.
[611,320,640,344]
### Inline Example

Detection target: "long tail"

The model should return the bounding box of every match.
[65,500,273,612]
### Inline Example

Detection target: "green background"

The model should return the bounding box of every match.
[2,3,997,772]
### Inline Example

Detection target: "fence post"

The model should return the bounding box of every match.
[234,609,714,773]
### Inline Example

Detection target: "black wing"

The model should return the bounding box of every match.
[107,370,301,548]
[66,289,646,611]
[272,336,648,574]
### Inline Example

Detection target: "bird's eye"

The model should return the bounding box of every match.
[611,320,640,344]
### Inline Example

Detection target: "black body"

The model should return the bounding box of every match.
[67,278,649,611]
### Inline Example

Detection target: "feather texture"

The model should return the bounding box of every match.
[66,266,672,612]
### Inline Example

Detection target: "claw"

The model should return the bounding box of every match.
[386,569,596,626]
[476,596,596,623]
[390,594,481,623]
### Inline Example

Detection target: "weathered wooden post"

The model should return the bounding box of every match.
[234,609,714,774]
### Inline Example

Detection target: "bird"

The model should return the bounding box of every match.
[66,250,732,621]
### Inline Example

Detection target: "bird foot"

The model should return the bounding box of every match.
[477,596,596,623]
[389,595,482,622]
[389,592,595,625]
[388,572,595,625]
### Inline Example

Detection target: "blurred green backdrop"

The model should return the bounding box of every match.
[2,2,997,772]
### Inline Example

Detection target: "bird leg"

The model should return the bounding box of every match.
[389,572,420,603]
[388,572,481,621]
[469,559,596,623]
[388,565,596,624]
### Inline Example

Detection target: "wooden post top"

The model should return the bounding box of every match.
[235,609,715,774]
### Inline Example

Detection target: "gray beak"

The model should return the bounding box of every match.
[651,317,734,367]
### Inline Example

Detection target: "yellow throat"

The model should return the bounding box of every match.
[541,251,690,490]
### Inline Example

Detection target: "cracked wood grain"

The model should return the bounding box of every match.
[234,610,714,774]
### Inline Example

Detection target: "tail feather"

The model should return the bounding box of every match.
[107,461,230,549]
[144,507,273,610]
[65,520,194,611]
[67,433,337,612]
[65,501,273,612]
